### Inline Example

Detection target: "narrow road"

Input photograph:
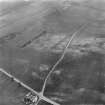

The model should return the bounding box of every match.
[0,68,60,105]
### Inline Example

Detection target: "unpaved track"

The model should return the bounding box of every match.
[0,68,60,105]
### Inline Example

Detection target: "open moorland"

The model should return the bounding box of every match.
[1,0,105,105]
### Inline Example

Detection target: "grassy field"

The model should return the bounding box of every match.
[0,71,28,105]
[1,0,105,105]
